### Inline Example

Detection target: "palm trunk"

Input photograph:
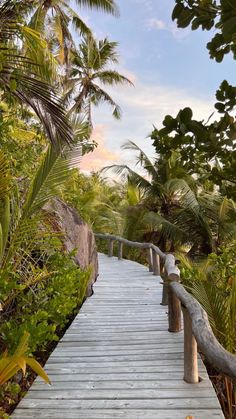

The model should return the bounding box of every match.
[68,83,89,115]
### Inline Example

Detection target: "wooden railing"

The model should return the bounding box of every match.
[95,233,236,384]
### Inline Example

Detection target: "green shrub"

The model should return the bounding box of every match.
[0,252,90,353]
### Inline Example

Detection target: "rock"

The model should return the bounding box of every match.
[44,198,98,296]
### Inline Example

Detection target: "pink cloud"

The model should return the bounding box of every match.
[80,125,120,172]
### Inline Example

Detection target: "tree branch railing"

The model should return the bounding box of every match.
[95,233,236,384]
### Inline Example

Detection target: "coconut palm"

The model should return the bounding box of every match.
[104,141,236,254]
[103,141,197,246]
[29,0,119,66]
[0,0,73,148]
[65,35,133,124]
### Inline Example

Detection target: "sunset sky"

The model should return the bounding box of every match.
[78,0,236,172]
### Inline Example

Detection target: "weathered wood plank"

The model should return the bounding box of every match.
[12,409,224,419]
[24,388,216,399]
[43,365,206,374]
[49,353,185,362]
[14,398,221,409]
[40,372,207,381]
[30,378,212,390]
[46,359,188,366]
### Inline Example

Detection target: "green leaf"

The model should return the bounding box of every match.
[9,79,17,92]
[215,102,225,113]
[163,115,177,129]
[177,7,194,28]
[222,17,236,41]
[25,357,51,385]
[172,3,184,21]
[179,107,193,123]
[188,120,206,137]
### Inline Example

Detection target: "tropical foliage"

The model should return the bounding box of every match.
[172,0,236,62]
[179,245,236,419]
[0,0,73,148]
[29,0,119,66]
[0,332,50,386]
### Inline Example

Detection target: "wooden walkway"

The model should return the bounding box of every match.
[13,254,224,419]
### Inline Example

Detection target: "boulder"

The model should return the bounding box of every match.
[45,198,98,296]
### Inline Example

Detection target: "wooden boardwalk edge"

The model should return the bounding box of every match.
[12,253,224,419]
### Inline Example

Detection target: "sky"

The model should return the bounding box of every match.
[78,0,236,172]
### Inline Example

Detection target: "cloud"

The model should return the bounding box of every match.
[91,80,214,169]
[133,0,153,11]
[80,125,120,172]
[147,18,166,30]
[146,17,190,40]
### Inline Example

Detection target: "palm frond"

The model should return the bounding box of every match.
[122,140,158,178]
[165,179,200,214]
[143,211,187,244]
[90,83,122,119]
[102,164,152,191]
[188,280,231,348]
[0,1,73,147]
[97,38,119,66]
[22,143,82,218]
[72,15,92,36]
[75,0,119,16]
[94,70,133,86]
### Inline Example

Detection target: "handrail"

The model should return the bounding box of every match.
[171,281,236,381]
[95,232,236,384]
[94,233,179,276]
[95,233,166,257]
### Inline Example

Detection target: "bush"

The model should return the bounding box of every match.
[0,252,90,353]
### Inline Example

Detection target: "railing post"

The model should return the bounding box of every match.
[147,248,153,272]
[160,274,168,305]
[152,249,160,275]
[118,241,123,260]
[108,239,114,257]
[168,274,182,332]
[182,306,199,384]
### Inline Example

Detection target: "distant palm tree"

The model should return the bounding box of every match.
[104,141,236,254]
[66,35,133,124]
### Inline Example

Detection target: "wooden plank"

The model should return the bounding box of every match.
[12,409,224,419]
[51,346,184,354]
[54,343,185,351]
[52,343,184,350]
[46,359,188,366]
[33,372,209,382]
[30,378,212,390]
[43,365,206,374]
[24,388,216,399]
[14,398,222,409]
[49,353,185,362]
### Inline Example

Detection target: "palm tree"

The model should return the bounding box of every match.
[65,35,133,124]
[103,141,236,254]
[29,0,119,66]
[0,0,73,148]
